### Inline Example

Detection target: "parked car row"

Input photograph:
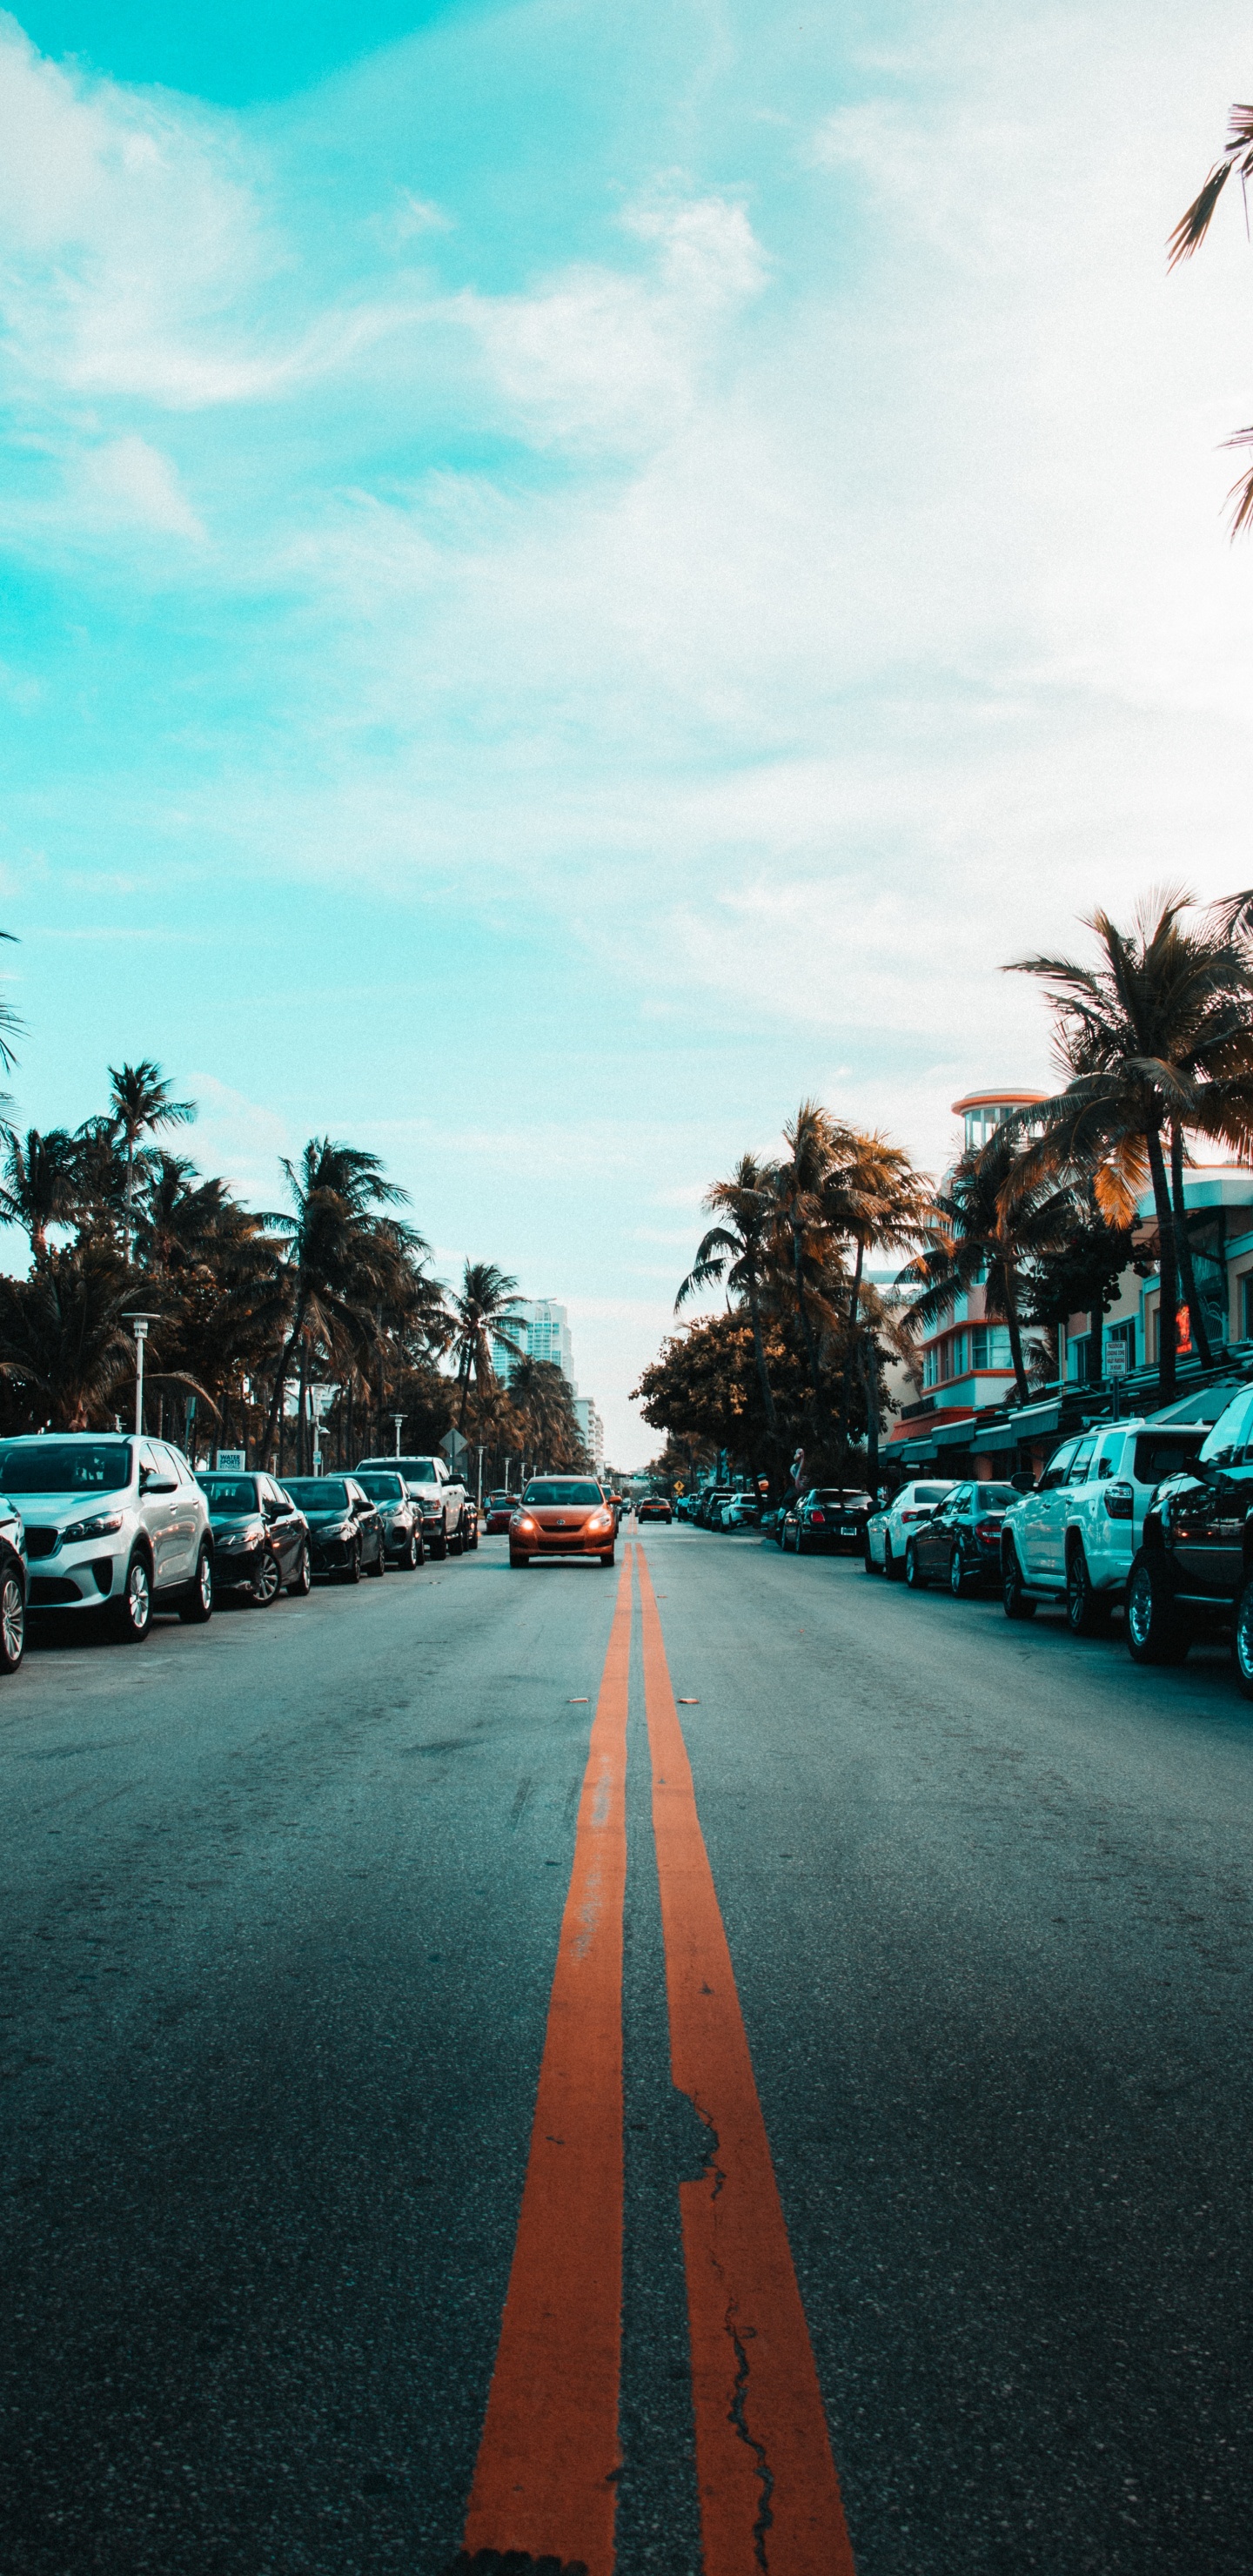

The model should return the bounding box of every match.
[0,1434,480,1673]
[849,1394,1253,1695]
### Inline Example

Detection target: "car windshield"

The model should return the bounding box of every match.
[199,1478,259,1514]
[487,1493,515,1506]
[973,1485,1018,1510]
[523,1481,604,1506]
[0,1439,131,1493]
[286,1479,349,1510]
[812,1490,868,1506]
[353,1473,404,1500]
[912,1485,954,1504]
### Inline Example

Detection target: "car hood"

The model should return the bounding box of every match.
[210,1514,265,1539]
[521,1504,600,1526]
[14,1491,131,1524]
[305,1509,355,1526]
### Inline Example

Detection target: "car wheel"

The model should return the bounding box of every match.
[1232,1573,1253,1698]
[448,1521,464,1556]
[286,1543,312,1597]
[179,1541,214,1624]
[109,1550,152,1642]
[251,1551,281,1607]
[1126,1549,1188,1665]
[904,1540,927,1589]
[429,1530,448,1562]
[338,1541,362,1587]
[883,1537,899,1581]
[368,1532,386,1574]
[600,1549,616,1566]
[509,1550,530,1568]
[1002,1544,1037,1620]
[0,1570,25,1672]
[948,1544,967,1599]
[402,1529,419,1570]
[1066,1542,1110,1637]
[862,1541,879,1574]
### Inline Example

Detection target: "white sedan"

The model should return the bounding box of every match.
[863,1479,959,1580]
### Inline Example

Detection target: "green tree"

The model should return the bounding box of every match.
[0,1128,78,1262]
[445,1260,525,1430]
[899,1121,1075,1404]
[1169,104,1253,532]
[675,1155,779,1438]
[107,1062,196,1251]
[260,1139,409,1463]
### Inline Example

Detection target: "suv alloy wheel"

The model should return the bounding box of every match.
[1125,1550,1189,1665]
[1066,1541,1110,1638]
[251,1552,281,1607]
[1002,1543,1036,1621]
[179,1542,214,1625]
[0,1570,25,1673]
[948,1544,967,1599]
[1233,1573,1253,1700]
[110,1550,152,1643]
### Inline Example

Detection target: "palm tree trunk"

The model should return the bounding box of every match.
[298,1333,310,1476]
[262,1299,306,1466]
[746,1285,777,1432]
[1169,1122,1213,1369]
[1144,1121,1178,1399]
[790,1223,824,1423]
[857,1333,881,1499]
[834,1238,866,1492]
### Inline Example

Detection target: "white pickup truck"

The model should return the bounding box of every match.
[1000,1415,1209,1633]
[354,1452,473,1562]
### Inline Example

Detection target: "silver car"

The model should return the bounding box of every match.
[0,1432,214,1641]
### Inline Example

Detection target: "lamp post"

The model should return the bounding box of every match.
[123,1315,159,1436]
[392,1412,404,1458]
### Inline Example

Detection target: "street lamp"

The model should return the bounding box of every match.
[123,1314,160,1436]
[392,1412,405,1458]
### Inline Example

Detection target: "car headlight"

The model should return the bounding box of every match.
[515,1514,538,1533]
[586,1511,612,1533]
[61,1511,124,1544]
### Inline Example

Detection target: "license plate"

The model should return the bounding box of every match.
[841,1524,857,1536]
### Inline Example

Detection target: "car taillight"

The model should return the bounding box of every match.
[1103,1482,1134,1519]
[975,1520,1001,1540]
[809,1511,825,1525]
[900,1507,928,1522]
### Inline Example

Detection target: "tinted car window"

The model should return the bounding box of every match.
[199,1478,260,1514]
[1038,1440,1078,1493]
[353,1472,405,1501]
[972,1485,1018,1509]
[0,1440,132,1493]
[1133,1433,1207,1485]
[523,1481,604,1506]
[913,1485,955,1504]
[1067,1439,1096,1486]
[285,1479,350,1510]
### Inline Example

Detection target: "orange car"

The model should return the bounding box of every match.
[509,1477,617,1567]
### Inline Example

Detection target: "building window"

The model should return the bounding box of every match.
[971,1325,1011,1369]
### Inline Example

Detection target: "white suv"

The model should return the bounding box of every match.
[0,1432,214,1640]
[1000,1416,1209,1633]
[355,1453,472,1561]
[864,1479,958,1580]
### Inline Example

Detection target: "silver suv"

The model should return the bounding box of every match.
[354,1453,472,1561]
[0,1432,214,1641]
[1000,1416,1208,1634]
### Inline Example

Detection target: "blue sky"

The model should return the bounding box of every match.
[1,0,1251,1459]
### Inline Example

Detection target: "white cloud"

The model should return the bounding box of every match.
[77,433,207,539]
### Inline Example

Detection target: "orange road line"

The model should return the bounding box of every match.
[636,1546,855,2576]
[461,1546,633,2573]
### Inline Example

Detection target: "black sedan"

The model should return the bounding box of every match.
[282,1477,386,1582]
[637,1496,673,1523]
[904,1480,1021,1596]
[781,1488,873,1555]
[197,1472,311,1605]
[348,1468,425,1567]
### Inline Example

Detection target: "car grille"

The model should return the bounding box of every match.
[24,1528,60,1559]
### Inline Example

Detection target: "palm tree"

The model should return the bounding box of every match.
[1169,105,1253,532]
[767,1102,839,1405]
[107,1062,196,1251]
[676,1155,779,1437]
[1007,893,1253,1398]
[0,1243,138,1429]
[259,1139,409,1463]
[899,1121,1075,1405]
[445,1261,525,1429]
[0,1128,78,1262]
[508,1355,582,1470]
[821,1126,929,1485]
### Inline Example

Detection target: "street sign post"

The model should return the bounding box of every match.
[1106,1338,1129,1419]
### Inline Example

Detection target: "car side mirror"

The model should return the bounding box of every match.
[141,1472,177,1494]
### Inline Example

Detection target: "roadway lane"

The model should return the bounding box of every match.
[3,1524,1252,2572]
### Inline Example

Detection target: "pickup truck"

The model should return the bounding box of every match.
[1000,1415,1209,1634]
[1123,1380,1253,1687]
[354,1452,472,1562]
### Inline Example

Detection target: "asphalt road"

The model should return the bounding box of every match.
[3,1524,1252,2573]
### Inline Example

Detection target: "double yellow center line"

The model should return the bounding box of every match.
[462,1544,854,2573]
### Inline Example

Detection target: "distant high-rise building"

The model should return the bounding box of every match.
[493,1298,575,1387]
[573,1397,605,1473]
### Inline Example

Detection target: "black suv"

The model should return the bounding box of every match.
[1126,1381,1253,1690]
